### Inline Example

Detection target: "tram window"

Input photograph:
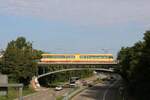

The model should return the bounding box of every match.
[80,56,104,59]
[43,56,47,58]
[80,55,113,59]
[66,56,75,59]
[44,56,65,58]
[109,56,113,58]
[43,56,49,58]
[80,56,87,59]
[54,56,65,58]
[43,55,76,59]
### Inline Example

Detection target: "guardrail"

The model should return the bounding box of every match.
[63,86,85,100]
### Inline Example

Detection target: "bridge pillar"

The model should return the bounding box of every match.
[31,76,41,91]
[42,67,46,74]
[36,66,39,76]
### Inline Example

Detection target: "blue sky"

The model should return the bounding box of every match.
[0,0,150,57]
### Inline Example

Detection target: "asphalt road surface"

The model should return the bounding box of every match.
[72,80,121,100]
[23,88,71,100]
[21,75,98,100]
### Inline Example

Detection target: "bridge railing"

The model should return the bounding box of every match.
[38,60,118,65]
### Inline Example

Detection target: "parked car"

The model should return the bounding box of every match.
[55,86,63,91]
[63,83,70,88]
[70,83,77,88]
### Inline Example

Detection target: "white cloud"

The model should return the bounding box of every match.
[0,0,150,26]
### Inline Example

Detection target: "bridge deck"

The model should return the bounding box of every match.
[38,61,118,65]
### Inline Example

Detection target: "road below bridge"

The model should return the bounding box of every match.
[72,78,121,100]
[22,88,71,100]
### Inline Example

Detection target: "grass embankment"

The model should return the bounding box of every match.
[0,87,35,100]
[56,96,64,100]
[117,94,123,100]
[56,87,79,100]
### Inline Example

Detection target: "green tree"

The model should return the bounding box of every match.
[117,31,150,100]
[1,37,36,85]
[32,49,43,61]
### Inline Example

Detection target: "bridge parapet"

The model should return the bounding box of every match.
[38,61,118,65]
[37,60,118,76]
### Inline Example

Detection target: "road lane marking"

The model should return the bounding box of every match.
[102,80,118,100]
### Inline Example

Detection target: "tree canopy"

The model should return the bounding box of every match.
[1,37,37,85]
[0,36,92,87]
[117,31,150,100]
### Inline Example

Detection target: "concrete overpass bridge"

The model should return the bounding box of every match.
[31,61,118,90]
[37,68,114,79]
[37,61,118,75]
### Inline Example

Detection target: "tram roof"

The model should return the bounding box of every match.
[42,53,113,56]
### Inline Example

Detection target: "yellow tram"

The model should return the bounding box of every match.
[40,53,114,62]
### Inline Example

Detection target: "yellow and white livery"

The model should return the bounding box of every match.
[40,54,114,62]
